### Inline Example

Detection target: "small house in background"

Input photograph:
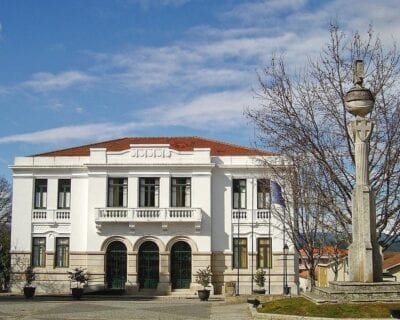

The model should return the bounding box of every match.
[383,252,400,282]
[299,246,348,291]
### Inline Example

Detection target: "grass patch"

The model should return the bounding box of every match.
[258,297,400,318]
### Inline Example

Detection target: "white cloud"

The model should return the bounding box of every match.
[0,122,140,144]
[223,0,307,24]
[75,107,84,114]
[129,0,190,9]
[0,88,255,144]
[140,89,254,129]
[21,71,95,92]
[4,0,400,147]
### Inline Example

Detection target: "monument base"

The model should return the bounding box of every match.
[303,281,400,304]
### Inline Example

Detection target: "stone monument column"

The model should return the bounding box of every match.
[345,60,382,283]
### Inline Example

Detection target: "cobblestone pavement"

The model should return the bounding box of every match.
[0,296,252,320]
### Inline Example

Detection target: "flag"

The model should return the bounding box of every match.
[271,181,285,207]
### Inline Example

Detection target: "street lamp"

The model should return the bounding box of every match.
[283,244,289,295]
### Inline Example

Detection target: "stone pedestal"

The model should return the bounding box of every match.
[308,282,400,303]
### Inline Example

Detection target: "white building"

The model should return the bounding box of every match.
[10,137,298,295]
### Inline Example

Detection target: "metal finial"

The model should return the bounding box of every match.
[353,60,364,87]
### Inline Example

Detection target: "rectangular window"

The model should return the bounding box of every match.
[171,178,191,207]
[55,237,69,268]
[233,179,246,209]
[257,179,270,209]
[34,179,47,209]
[108,178,128,207]
[233,238,247,269]
[257,238,272,268]
[58,179,71,209]
[139,178,159,207]
[32,237,46,267]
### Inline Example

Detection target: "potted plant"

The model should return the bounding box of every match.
[23,266,36,298]
[253,268,266,294]
[67,267,88,300]
[195,265,212,301]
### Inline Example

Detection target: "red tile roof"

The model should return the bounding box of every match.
[383,252,400,271]
[299,246,348,258]
[33,137,272,157]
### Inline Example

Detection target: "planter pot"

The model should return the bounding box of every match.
[247,297,261,308]
[390,309,400,319]
[197,289,210,301]
[252,289,266,295]
[23,287,36,298]
[71,288,84,300]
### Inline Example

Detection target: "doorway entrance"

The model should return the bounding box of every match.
[171,241,192,289]
[105,241,127,289]
[138,241,159,289]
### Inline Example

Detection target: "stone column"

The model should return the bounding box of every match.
[157,252,171,294]
[347,119,382,282]
[345,60,382,283]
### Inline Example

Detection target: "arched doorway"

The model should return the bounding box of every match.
[171,241,192,289]
[138,241,159,289]
[106,241,127,289]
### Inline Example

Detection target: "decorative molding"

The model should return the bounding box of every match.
[131,148,172,159]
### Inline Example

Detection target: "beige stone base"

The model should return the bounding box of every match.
[10,251,298,296]
[10,251,213,295]
[212,252,298,295]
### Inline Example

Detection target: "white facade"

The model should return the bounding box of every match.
[10,138,298,295]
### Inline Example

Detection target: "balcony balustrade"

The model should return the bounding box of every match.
[95,207,202,233]
[32,209,71,225]
[231,209,271,224]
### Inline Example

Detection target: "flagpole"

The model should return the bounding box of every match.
[251,178,254,294]
[268,181,271,294]
[271,181,286,295]
[237,210,240,295]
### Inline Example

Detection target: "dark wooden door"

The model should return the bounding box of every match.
[138,241,159,289]
[106,241,127,289]
[171,241,191,289]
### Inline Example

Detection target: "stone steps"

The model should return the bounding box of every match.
[305,282,400,303]
[301,292,338,304]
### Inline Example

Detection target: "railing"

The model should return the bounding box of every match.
[135,209,161,220]
[55,210,71,222]
[97,208,131,221]
[232,209,271,224]
[167,208,201,221]
[95,207,202,223]
[32,209,71,224]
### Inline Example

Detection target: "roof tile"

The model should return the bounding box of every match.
[33,137,272,157]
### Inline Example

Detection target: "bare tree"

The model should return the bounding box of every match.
[271,156,340,288]
[248,24,400,257]
[0,177,11,227]
[0,177,11,290]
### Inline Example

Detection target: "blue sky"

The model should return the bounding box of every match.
[0,0,399,180]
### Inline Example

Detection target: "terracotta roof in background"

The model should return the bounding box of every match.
[33,137,272,157]
[299,246,348,257]
[383,252,400,271]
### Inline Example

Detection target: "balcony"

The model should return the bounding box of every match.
[32,209,71,225]
[232,209,271,224]
[95,207,202,233]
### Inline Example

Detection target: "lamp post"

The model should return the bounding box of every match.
[283,243,289,295]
